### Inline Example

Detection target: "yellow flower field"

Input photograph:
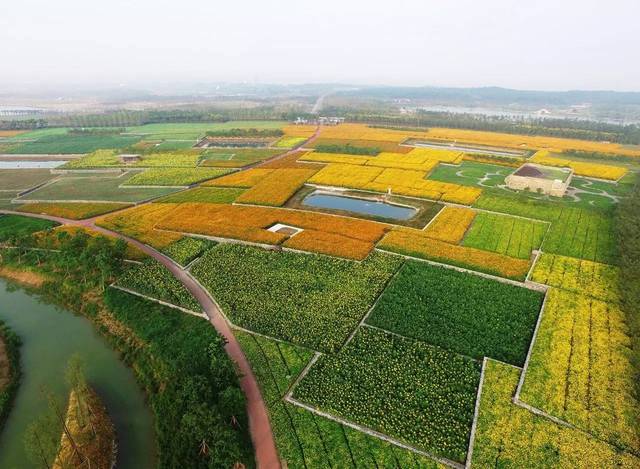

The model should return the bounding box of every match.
[308,163,482,204]
[235,168,318,206]
[530,151,627,180]
[203,168,273,188]
[472,359,640,467]
[422,206,476,244]
[314,123,640,157]
[153,203,389,260]
[378,228,531,279]
[519,288,640,453]
[530,253,619,303]
[18,202,131,220]
[96,203,183,250]
[282,124,317,137]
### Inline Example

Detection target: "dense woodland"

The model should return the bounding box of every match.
[616,178,640,399]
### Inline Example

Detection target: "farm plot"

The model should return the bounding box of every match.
[155,202,390,260]
[62,150,202,169]
[123,121,287,141]
[530,151,627,180]
[0,169,57,192]
[474,192,617,264]
[190,244,401,352]
[461,212,547,259]
[235,331,442,468]
[471,360,640,467]
[115,259,201,312]
[367,261,543,365]
[199,148,283,167]
[0,214,59,242]
[310,137,414,154]
[96,203,183,250]
[17,202,130,220]
[160,237,216,267]
[4,133,142,154]
[153,187,244,204]
[18,172,180,203]
[517,288,640,453]
[273,136,307,148]
[203,168,274,188]
[530,253,619,303]
[122,167,231,186]
[308,163,482,204]
[235,168,318,206]
[378,228,531,280]
[423,206,476,243]
[292,327,481,463]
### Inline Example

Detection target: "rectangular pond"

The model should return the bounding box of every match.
[302,191,417,220]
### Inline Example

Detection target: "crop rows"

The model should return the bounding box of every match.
[199,148,283,167]
[378,228,531,280]
[530,151,627,180]
[308,163,482,204]
[123,168,231,186]
[530,253,619,302]
[17,202,130,220]
[367,260,543,365]
[423,206,476,244]
[115,259,201,311]
[204,168,274,188]
[472,360,640,467]
[190,244,401,352]
[235,168,318,206]
[235,331,441,468]
[462,212,547,259]
[518,288,640,453]
[160,236,216,267]
[293,327,481,463]
[153,187,244,204]
[0,214,59,242]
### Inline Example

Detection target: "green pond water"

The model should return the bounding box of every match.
[0,279,156,468]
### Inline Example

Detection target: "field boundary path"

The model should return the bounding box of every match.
[0,209,282,469]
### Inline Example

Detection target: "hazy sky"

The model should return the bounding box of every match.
[2,0,639,91]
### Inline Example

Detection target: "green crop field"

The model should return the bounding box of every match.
[18,172,179,202]
[199,148,283,167]
[236,330,443,468]
[0,214,59,241]
[5,133,142,154]
[122,167,231,186]
[191,244,402,352]
[293,327,481,463]
[123,121,287,140]
[160,237,216,267]
[153,187,244,204]
[0,169,57,191]
[462,212,547,259]
[367,261,543,365]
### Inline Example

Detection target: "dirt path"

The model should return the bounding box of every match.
[0,210,282,469]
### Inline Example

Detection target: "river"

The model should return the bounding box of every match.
[0,278,157,468]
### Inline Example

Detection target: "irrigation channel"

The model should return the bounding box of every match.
[0,278,156,469]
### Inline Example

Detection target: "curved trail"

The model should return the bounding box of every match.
[0,211,281,468]
[0,126,323,468]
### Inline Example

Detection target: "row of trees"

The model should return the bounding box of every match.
[616,178,640,401]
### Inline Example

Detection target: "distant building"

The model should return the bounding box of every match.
[118,154,141,164]
[505,163,573,197]
[318,116,345,125]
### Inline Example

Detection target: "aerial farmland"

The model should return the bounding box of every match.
[0,113,638,469]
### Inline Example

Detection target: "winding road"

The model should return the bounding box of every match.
[0,126,323,468]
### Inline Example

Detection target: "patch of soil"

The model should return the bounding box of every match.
[0,267,46,288]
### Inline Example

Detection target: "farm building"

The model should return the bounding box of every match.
[118,154,141,164]
[505,163,573,197]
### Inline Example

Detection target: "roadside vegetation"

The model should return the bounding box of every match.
[0,320,21,435]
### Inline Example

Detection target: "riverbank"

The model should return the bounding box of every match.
[53,386,116,469]
[0,320,20,434]
[0,227,255,467]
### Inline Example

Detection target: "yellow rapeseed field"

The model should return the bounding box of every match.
[529,151,627,180]
[423,206,476,244]
[235,168,318,206]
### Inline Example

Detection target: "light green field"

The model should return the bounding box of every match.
[123,121,287,140]
[0,169,57,191]
[18,172,179,202]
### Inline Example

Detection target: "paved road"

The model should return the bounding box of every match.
[0,210,282,469]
